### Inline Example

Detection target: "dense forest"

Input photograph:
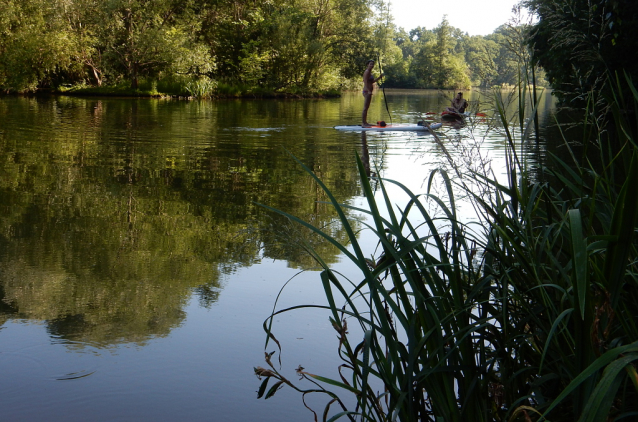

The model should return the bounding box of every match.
[0,0,542,95]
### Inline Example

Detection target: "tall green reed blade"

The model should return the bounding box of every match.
[603,149,638,309]
[578,353,638,422]
[568,209,589,320]
[353,162,436,420]
[539,342,638,421]
[357,157,485,419]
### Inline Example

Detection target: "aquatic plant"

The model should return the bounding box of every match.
[184,77,217,99]
[255,75,638,421]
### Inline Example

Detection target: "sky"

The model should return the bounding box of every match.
[389,0,524,36]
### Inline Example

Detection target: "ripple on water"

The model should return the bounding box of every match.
[0,341,101,396]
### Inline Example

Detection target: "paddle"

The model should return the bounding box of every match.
[376,52,392,125]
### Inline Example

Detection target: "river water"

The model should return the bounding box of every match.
[0,90,555,421]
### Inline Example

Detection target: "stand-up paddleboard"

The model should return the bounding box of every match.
[334,122,442,132]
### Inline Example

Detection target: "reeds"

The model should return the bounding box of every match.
[184,77,216,98]
[255,75,638,421]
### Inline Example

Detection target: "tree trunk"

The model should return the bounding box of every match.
[131,64,138,89]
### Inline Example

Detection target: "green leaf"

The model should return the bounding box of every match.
[578,353,638,422]
[265,380,284,399]
[539,308,574,372]
[360,329,372,416]
[568,209,588,319]
[604,149,638,308]
[541,342,638,419]
[304,373,361,394]
[326,411,359,422]
[256,376,271,399]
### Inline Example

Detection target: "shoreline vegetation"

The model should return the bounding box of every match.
[255,76,638,421]
[1,1,545,98]
[2,83,518,101]
[254,0,638,413]
[2,81,343,100]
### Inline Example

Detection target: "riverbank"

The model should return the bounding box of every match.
[7,82,342,100]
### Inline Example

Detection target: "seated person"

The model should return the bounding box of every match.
[447,92,468,113]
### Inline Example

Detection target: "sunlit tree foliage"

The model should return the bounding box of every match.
[0,0,536,93]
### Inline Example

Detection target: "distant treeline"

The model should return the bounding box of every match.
[0,0,540,95]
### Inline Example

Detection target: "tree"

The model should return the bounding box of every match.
[199,0,375,90]
[429,16,470,89]
[465,35,500,87]
[99,0,209,89]
[432,16,452,87]
[525,0,638,104]
[0,0,78,91]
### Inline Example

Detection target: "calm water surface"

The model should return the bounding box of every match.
[0,90,555,421]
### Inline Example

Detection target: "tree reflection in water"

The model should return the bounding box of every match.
[0,96,362,347]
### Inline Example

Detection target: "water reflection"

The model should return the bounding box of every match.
[0,91,558,422]
[360,131,371,177]
[0,96,362,346]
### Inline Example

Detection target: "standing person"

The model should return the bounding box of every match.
[362,60,384,127]
[447,92,469,113]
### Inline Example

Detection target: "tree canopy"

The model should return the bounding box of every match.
[0,0,538,93]
[525,0,638,104]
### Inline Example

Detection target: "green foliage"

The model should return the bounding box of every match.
[256,75,638,421]
[197,0,375,91]
[214,82,246,97]
[464,35,500,87]
[383,16,538,89]
[63,78,161,96]
[98,0,210,89]
[476,77,638,420]
[184,77,216,98]
[525,0,638,104]
[0,0,534,94]
[256,153,498,420]
[0,0,79,91]
[0,95,363,344]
